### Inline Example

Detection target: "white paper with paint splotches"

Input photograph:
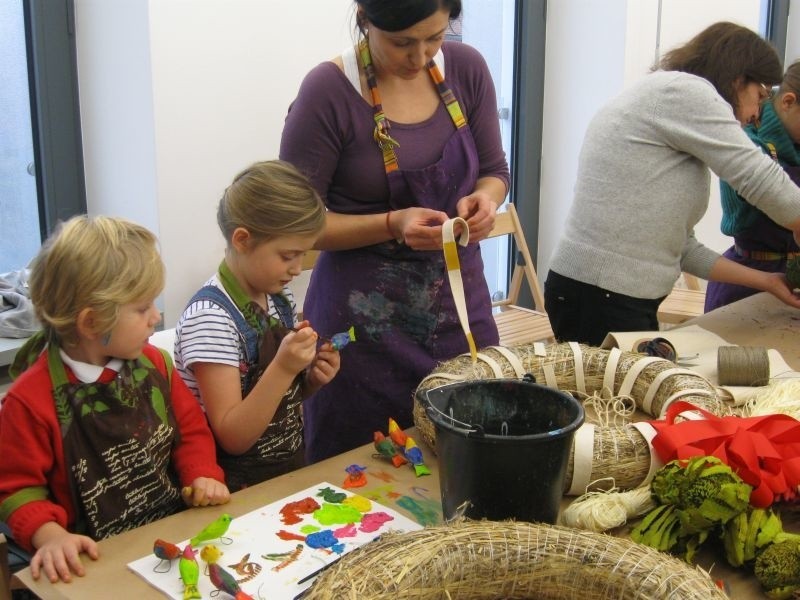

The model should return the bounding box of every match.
[127,482,423,599]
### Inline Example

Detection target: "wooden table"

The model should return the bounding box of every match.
[12,430,442,599]
[678,291,800,370]
[12,293,799,599]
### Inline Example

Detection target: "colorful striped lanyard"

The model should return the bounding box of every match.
[358,39,467,174]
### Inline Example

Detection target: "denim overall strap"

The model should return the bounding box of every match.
[188,285,259,365]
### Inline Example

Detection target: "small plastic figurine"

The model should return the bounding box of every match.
[403,437,431,477]
[343,464,367,488]
[208,561,255,600]
[152,538,182,573]
[201,543,255,600]
[199,544,223,566]
[328,326,356,351]
[388,417,408,447]
[190,513,233,546]
[179,545,201,600]
[373,431,407,468]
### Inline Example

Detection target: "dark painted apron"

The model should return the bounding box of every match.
[302,41,499,463]
[50,345,184,540]
[705,165,800,311]
[211,262,304,491]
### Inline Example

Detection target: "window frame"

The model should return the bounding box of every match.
[508,0,546,309]
[25,0,86,239]
[764,0,790,58]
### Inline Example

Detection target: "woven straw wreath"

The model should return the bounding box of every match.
[413,341,730,494]
[303,520,726,599]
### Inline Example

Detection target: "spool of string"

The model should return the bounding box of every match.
[717,346,770,386]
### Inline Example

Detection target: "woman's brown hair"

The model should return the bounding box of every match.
[658,22,783,113]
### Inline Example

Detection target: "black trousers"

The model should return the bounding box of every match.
[544,270,665,347]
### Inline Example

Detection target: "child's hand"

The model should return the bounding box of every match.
[275,321,318,375]
[30,522,99,583]
[182,478,231,507]
[305,344,341,391]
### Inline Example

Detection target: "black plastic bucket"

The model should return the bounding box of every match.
[421,377,584,524]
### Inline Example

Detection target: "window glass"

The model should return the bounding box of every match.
[460,0,516,301]
[0,0,41,273]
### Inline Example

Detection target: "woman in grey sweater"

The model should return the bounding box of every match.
[545,22,800,346]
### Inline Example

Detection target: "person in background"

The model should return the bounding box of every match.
[706,60,800,311]
[280,0,509,463]
[0,216,229,584]
[544,22,800,346]
[175,160,340,491]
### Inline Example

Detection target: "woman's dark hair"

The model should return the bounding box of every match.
[657,21,783,112]
[355,0,461,35]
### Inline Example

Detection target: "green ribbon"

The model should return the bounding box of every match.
[217,260,282,334]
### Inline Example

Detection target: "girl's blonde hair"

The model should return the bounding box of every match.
[217,160,325,245]
[29,215,164,346]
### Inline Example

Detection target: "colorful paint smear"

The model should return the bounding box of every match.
[359,512,393,533]
[313,503,363,526]
[227,553,262,583]
[396,496,440,527]
[279,498,320,525]
[316,487,347,503]
[342,495,372,513]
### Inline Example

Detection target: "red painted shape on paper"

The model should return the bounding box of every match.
[279,497,321,525]
[276,530,306,542]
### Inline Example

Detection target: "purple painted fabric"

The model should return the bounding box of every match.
[280,42,508,463]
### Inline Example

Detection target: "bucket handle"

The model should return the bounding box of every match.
[422,375,537,435]
[425,403,478,433]
[423,389,479,434]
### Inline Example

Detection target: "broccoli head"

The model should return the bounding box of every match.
[786,255,800,290]
[755,539,800,599]
[650,457,751,535]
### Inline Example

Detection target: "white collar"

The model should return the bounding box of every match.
[59,349,124,383]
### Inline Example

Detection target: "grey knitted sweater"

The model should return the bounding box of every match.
[549,71,800,299]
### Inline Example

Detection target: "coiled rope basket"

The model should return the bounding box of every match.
[412,341,731,494]
[303,520,727,599]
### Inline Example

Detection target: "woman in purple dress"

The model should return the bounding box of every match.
[280,0,509,462]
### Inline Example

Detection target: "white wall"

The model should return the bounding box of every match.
[537,0,765,285]
[538,0,629,284]
[76,0,159,234]
[75,0,353,325]
[788,1,800,64]
[74,0,780,322]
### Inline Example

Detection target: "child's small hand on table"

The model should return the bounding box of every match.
[182,478,231,507]
[30,522,99,583]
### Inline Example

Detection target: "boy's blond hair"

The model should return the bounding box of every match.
[29,215,164,346]
[217,160,325,245]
